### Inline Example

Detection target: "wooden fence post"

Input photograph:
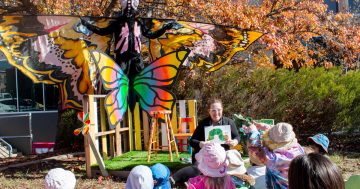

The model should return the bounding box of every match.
[115,122,121,156]
[100,98,108,159]
[134,103,142,150]
[142,111,149,149]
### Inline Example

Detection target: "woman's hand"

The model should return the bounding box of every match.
[225,139,238,147]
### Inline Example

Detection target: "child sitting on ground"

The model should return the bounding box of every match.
[150,163,171,189]
[186,142,236,189]
[226,149,255,188]
[126,165,154,189]
[246,142,266,189]
[44,168,76,189]
[304,133,329,155]
[288,153,344,189]
[244,122,305,189]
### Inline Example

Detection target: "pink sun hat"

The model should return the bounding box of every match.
[195,142,229,177]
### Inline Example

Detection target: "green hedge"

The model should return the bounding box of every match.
[174,65,360,135]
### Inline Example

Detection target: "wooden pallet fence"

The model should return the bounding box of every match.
[128,100,197,151]
[159,100,197,151]
[83,95,130,178]
[83,97,198,177]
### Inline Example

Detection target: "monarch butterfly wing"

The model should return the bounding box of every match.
[0,15,112,109]
[144,19,263,71]
[134,50,189,114]
[91,51,129,129]
[207,29,263,72]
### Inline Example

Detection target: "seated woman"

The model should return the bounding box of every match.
[190,98,240,164]
[172,98,240,184]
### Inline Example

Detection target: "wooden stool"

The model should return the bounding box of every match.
[147,110,179,162]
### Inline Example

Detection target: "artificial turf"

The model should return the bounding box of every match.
[93,151,192,171]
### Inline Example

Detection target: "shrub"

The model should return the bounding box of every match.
[174,65,360,137]
[55,109,83,151]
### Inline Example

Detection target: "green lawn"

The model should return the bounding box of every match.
[95,151,192,171]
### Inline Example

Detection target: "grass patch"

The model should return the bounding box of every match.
[93,151,192,171]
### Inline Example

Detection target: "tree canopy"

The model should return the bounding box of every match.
[174,0,360,70]
[1,0,359,70]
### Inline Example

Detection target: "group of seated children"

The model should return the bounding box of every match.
[242,122,343,189]
[125,122,344,189]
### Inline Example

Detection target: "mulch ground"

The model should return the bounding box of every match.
[0,151,127,189]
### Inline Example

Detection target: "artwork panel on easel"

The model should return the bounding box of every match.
[204,125,231,144]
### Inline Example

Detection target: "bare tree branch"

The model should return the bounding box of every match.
[104,0,118,17]
[20,0,38,14]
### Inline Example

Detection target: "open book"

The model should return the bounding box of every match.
[204,125,231,144]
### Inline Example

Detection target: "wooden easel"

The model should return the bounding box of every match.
[147,110,179,162]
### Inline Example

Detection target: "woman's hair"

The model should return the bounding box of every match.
[288,153,344,189]
[205,175,232,189]
[206,98,223,109]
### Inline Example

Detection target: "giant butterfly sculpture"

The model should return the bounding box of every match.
[0,0,263,128]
